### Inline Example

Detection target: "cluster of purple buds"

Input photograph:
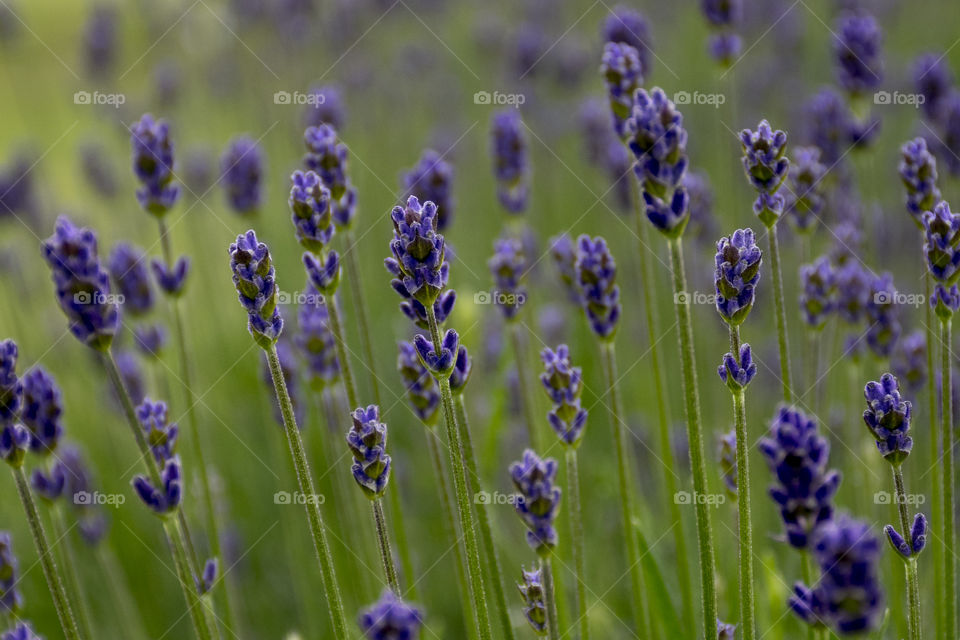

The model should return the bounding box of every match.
[600,42,643,139]
[133,456,182,516]
[220,136,264,216]
[137,399,179,464]
[625,88,690,236]
[412,329,459,378]
[700,0,742,65]
[302,84,346,130]
[574,235,621,340]
[229,230,283,348]
[289,170,335,253]
[151,255,190,298]
[488,236,527,320]
[386,261,456,329]
[132,398,183,515]
[922,200,960,317]
[32,444,92,503]
[83,4,116,76]
[912,53,953,122]
[20,367,63,455]
[865,272,901,358]
[135,323,167,358]
[296,286,340,391]
[130,114,180,216]
[759,406,841,549]
[799,258,836,330]
[862,373,913,465]
[386,196,448,307]
[490,109,530,213]
[718,343,757,392]
[719,429,737,496]
[510,449,561,554]
[197,558,219,596]
[0,533,22,614]
[347,405,391,499]
[304,125,349,200]
[108,242,154,317]
[601,6,652,78]
[740,121,790,226]
[397,342,440,424]
[358,589,423,640]
[789,516,884,634]
[517,566,547,634]
[717,619,737,640]
[833,261,870,324]
[403,149,455,232]
[885,514,927,562]
[548,234,578,302]
[116,351,146,406]
[41,217,120,351]
[802,88,858,165]
[899,138,941,227]
[0,342,24,468]
[714,228,762,325]
[448,345,472,395]
[834,12,884,97]
[2,622,42,640]
[784,147,826,232]
[891,330,926,392]
[540,345,587,447]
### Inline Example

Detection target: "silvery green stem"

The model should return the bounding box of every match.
[565,448,589,640]
[509,321,540,450]
[454,394,516,640]
[892,466,922,640]
[667,236,718,639]
[162,518,216,640]
[800,552,818,640]
[266,342,347,639]
[425,304,492,640]
[630,182,693,633]
[323,292,358,410]
[926,269,944,640]
[729,326,756,640]
[939,317,956,640]
[599,341,648,636]
[372,497,400,593]
[766,222,793,403]
[51,504,94,640]
[11,466,82,640]
[542,555,561,640]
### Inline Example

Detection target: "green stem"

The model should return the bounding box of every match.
[926,270,943,640]
[96,546,149,639]
[667,236,718,639]
[599,341,648,637]
[343,230,381,407]
[892,466,922,640]
[51,505,94,640]
[542,555,561,640]
[565,448,589,640]
[324,292,358,410]
[729,326,756,640]
[372,497,400,593]
[455,395,516,640]
[631,184,693,628]
[509,321,539,450]
[801,553,818,640]
[940,317,956,640]
[766,223,793,403]
[162,518,215,640]
[425,305,492,640]
[11,466,82,640]
[387,474,416,599]
[266,342,347,639]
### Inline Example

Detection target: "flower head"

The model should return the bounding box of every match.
[799,258,836,330]
[30,460,66,501]
[912,53,953,121]
[151,256,190,297]
[490,110,529,213]
[716,619,737,640]
[891,331,927,393]
[718,343,757,392]
[303,124,349,200]
[740,120,789,226]
[403,149,455,231]
[600,42,643,138]
[134,323,167,358]
[347,405,391,498]
[922,200,960,285]
[303,249,341,295]
[397,341,440,424]
[785,146,826,232]
[220,136,264,215]
[20,367,63,455]
[899,138,941,227]
[133,456,182,515]
[358,589,423,640]
[296,287,340,390]
[448,345,472,395]
[884,513,927,560]
[863,373,913,465]
[540,345,587,446]
[413,329,459,377]
[0,532,23,614]
[303,84,345,130]
[517,566,547,635]
[510,449,561,554]
[130,114,180,216]
[548,234,579,302]
[386,196,448,306]
[385,258,456,330]
[229,230,283,348]
[714,228,762,325]
[802,88,856,166]
[137,398,179,463]
[931,282,960,319]
[834,12,884,95]
[0,341,22,426]
[700,0,742,65]
[107,242,154,316]
[601,7,652,76]
[574,235,621,340]
[488,237,527,320]
[834,261,870,324]
[865,273,901,358]
[289,170,335,253]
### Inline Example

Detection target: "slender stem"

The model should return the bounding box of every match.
[324,293,358,410]
[801,553,818,640]
[266,343,347,639]
[565,449,589,640]
[766,223,793,403]
[162,518,215,640]
[509,321,539,450]
[667,236,718,639]
[343,230,381,407]
[372,497,400,593]
[11,466,82,640]
[630,184,693,628]
[386,475,416,599]
[96,545,150,639]
[893,466,922,640]
[940,318,956,640]
[51,505,94,640]
[455,395,516,640]
[925,270,944,640]
[599,341,648,636]
[542,556,561,640]
[425,305,492,640]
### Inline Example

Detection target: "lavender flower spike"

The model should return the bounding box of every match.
[20,367,63,455]
[574,235,621,340]
[107,242,154,316]
[891,331,927,393]
[220,136,264,216]
[397,342,440,423]
[785,146,826,232]
[799,258,836,330]
[899,137,941,228]
[701,0,742,65]
[717,619,737,640]
[718,343,757,392]
[540,345,587,447]
[130,114,180,216]
[296,286,340,390]
[448,345,472,395]
[714,228,762,325]
[0,340,22,426]
[303,124,349,200]
[510,449,561,554]
[289,170,335,253]
[0,532,23,614]
[740,120,789,226]
[863,373,913,465]
[922,200,960,286]
[412,329,459,377]
[602,7,652,76]
[386,196,447,306]
[132,456,182,515]
[136,398,179,463]
[912,53,953,121]
[600,42,643,138]
[490,109,529,213]
[229,230,283,348]
[834,12,884,97]
[403,149,455,231]
[347,405,392,499]
[41,217,120,351]
[488,236,527,320]
[517,566,547,635]
[885,513,927,560]
[151,255,190,297]
[358,589,423,640]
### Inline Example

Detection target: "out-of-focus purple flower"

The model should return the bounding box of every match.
[448,345,472,395]
[490,110,529,213]
[197,557,219,595]
[799,257,836,330]
[303,249,341,295]
[574,235,621,340]
[922,200,960,285]
[740,120,789,226]
[931,282,960,318]
[785,146,826,232]
[1,422,29,468]
[134,323,167,359]
[0,532,23,614]
[1,622,40,640]
[413,329,458,377]
[913,53,953,121]
[151,256,190,297]
[133,456,182,515]
[802,88,855,166]
[578,98,613,164]
[296,287,340,391]
[398,341,440,423]
[602,6,652,78]
[899,137,941,228]
[302,84,346,130]
[719,430,737,496]
[759,405,841,549]
[136,398,179,463]
[517,566,547,634]
[488,237,527,320]
[0,154,38,220]
[229,230,283,348]
[701,0,742,65]
[108,242,154,316]
[717,619,737,640]
[718,343,757,392]
[510,449,561,553]
[0,340,22,427]
[289,170,334,253]
[83,5,116,77]
[220,136,264,216]
[30,458,66,501]
[386,196,447,306]
[891,330,926,393]
[304,124,349,200]
[834,12,883,96]
[683,171,716,243]
[153,60,181,109]
[936,90,960,176]
[540,345,587,446]
[549,234,579,302]
[358,589,423,640]
[863,373,912,464]
[115,350,145,406]
[20,367,63,455]
[403,149,454,231]
[865,272,901,358]
[130,114,180,217]
[714,228,762,325]
[833,261,870,324]
[347,405,391,498]
[513,23,548,78]
[79,142,118,198]
[41,217,119,350]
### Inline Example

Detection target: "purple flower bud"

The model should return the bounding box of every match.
[931,282,960,319]
[21,367,63,455]
[304,125,349,200]
[708,34,742,65]
[510,449,561,553]
[801,87,858,166]
[83,5,116,77]
[799,257,836,330]
[397,341,440,424]
[517,566,547,634]
[490,110,529,213]
[899,138,941,228]
[912,53,953,121]
[302,84,346,130]
[719,430,737,496]
[834,261,870,324]
[891,331,926,393]
[911,512,927,554]
[1,622,40,640]
[922,200,960,285]
[884,523,910,559]
[488,237,527,320]
[108,242,154,316]
[718,343,757,391]
[700,0,741,65]
[303,250,342,295]
[358,589,423,640]
[863,373,912,464]
[133,456,182,515]
[387,196,447,306]
[134,323,168,358]
[220,136,264,216]
[296,286,340,390]
[865,273,901,358]
[834,11,883,96]
[448,345,472,395]
[289,170,335,253]
[347,405,392,498]
[602,6,652,77]
[626,87,689,193]
[0,532,23,614]
[30,461,66,501]
[601,42,643,138]
[151,255,190,297]
[403,149,455,231]
[114,351,145,406]
[785,147,826,232]
[0,340,22,426]
[716,619,737,640]
[413,330,459,377]
[229,230,283,348]
[540,345,587,446]
[130,114,180,216]
[197,557,218,595]
[575,235,621,340]
[137,398,179,463]
[714,228,762,325]
[548,234,579,302]
[740,120,789,226]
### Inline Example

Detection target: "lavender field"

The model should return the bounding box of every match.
[0,0,959,638]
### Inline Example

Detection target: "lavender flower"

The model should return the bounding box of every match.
[863,373,913,464]
[197,558,219,595]
[0,340,22,426]
[302,84,346,130]
[448,345,472,395]
[540,345,587,446]
[488,237,527,320]
[413,329,459,377]
[220,136,264,215]
[0,532,22,614]
[490,109,529,213]
[899,137,941,227]
[385,259,456,330]
[151,256,190,297]
[386,196,447,306]
[923,200,960,286]
[1,622,40,640]
[865,272,901,358]
[510,449,561,553]
[714,228,762,325]
[41,217,120,350]
[397,341,440,423]
[20,367,63,455]
[718,343,757,392]
[229,230,283,348]
[134,323,167,358]
[834,261,870,324]
[403,149,454,231]
[740,121,789,226]
[289,170,335,253]
[130,114,180,216]
[30,460,65,501]
[517,566,547,635]
[701,0,742,65]
[759,406,841,549]
[304,124,349,200]
[136,398,179,463]
[719,430,737,496]
[802,87,855,165]
[717,619,737,640]
[912,53,953,121]
[347,405,391,498]
[885,513,927,560]
[296,288,340,390]
[785,147,826,232]
[834,12,883,96]
[931,282,960,318]
[601,42,643,138]
[799,258,836,330]
[548,234,578,302]
[132,456,182,515]
[108,242,154,316]
[574,235,621,340]
[303,249,341,295]
[891,331,927,392]
[601,6,652,76]
[358,589,423,640]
